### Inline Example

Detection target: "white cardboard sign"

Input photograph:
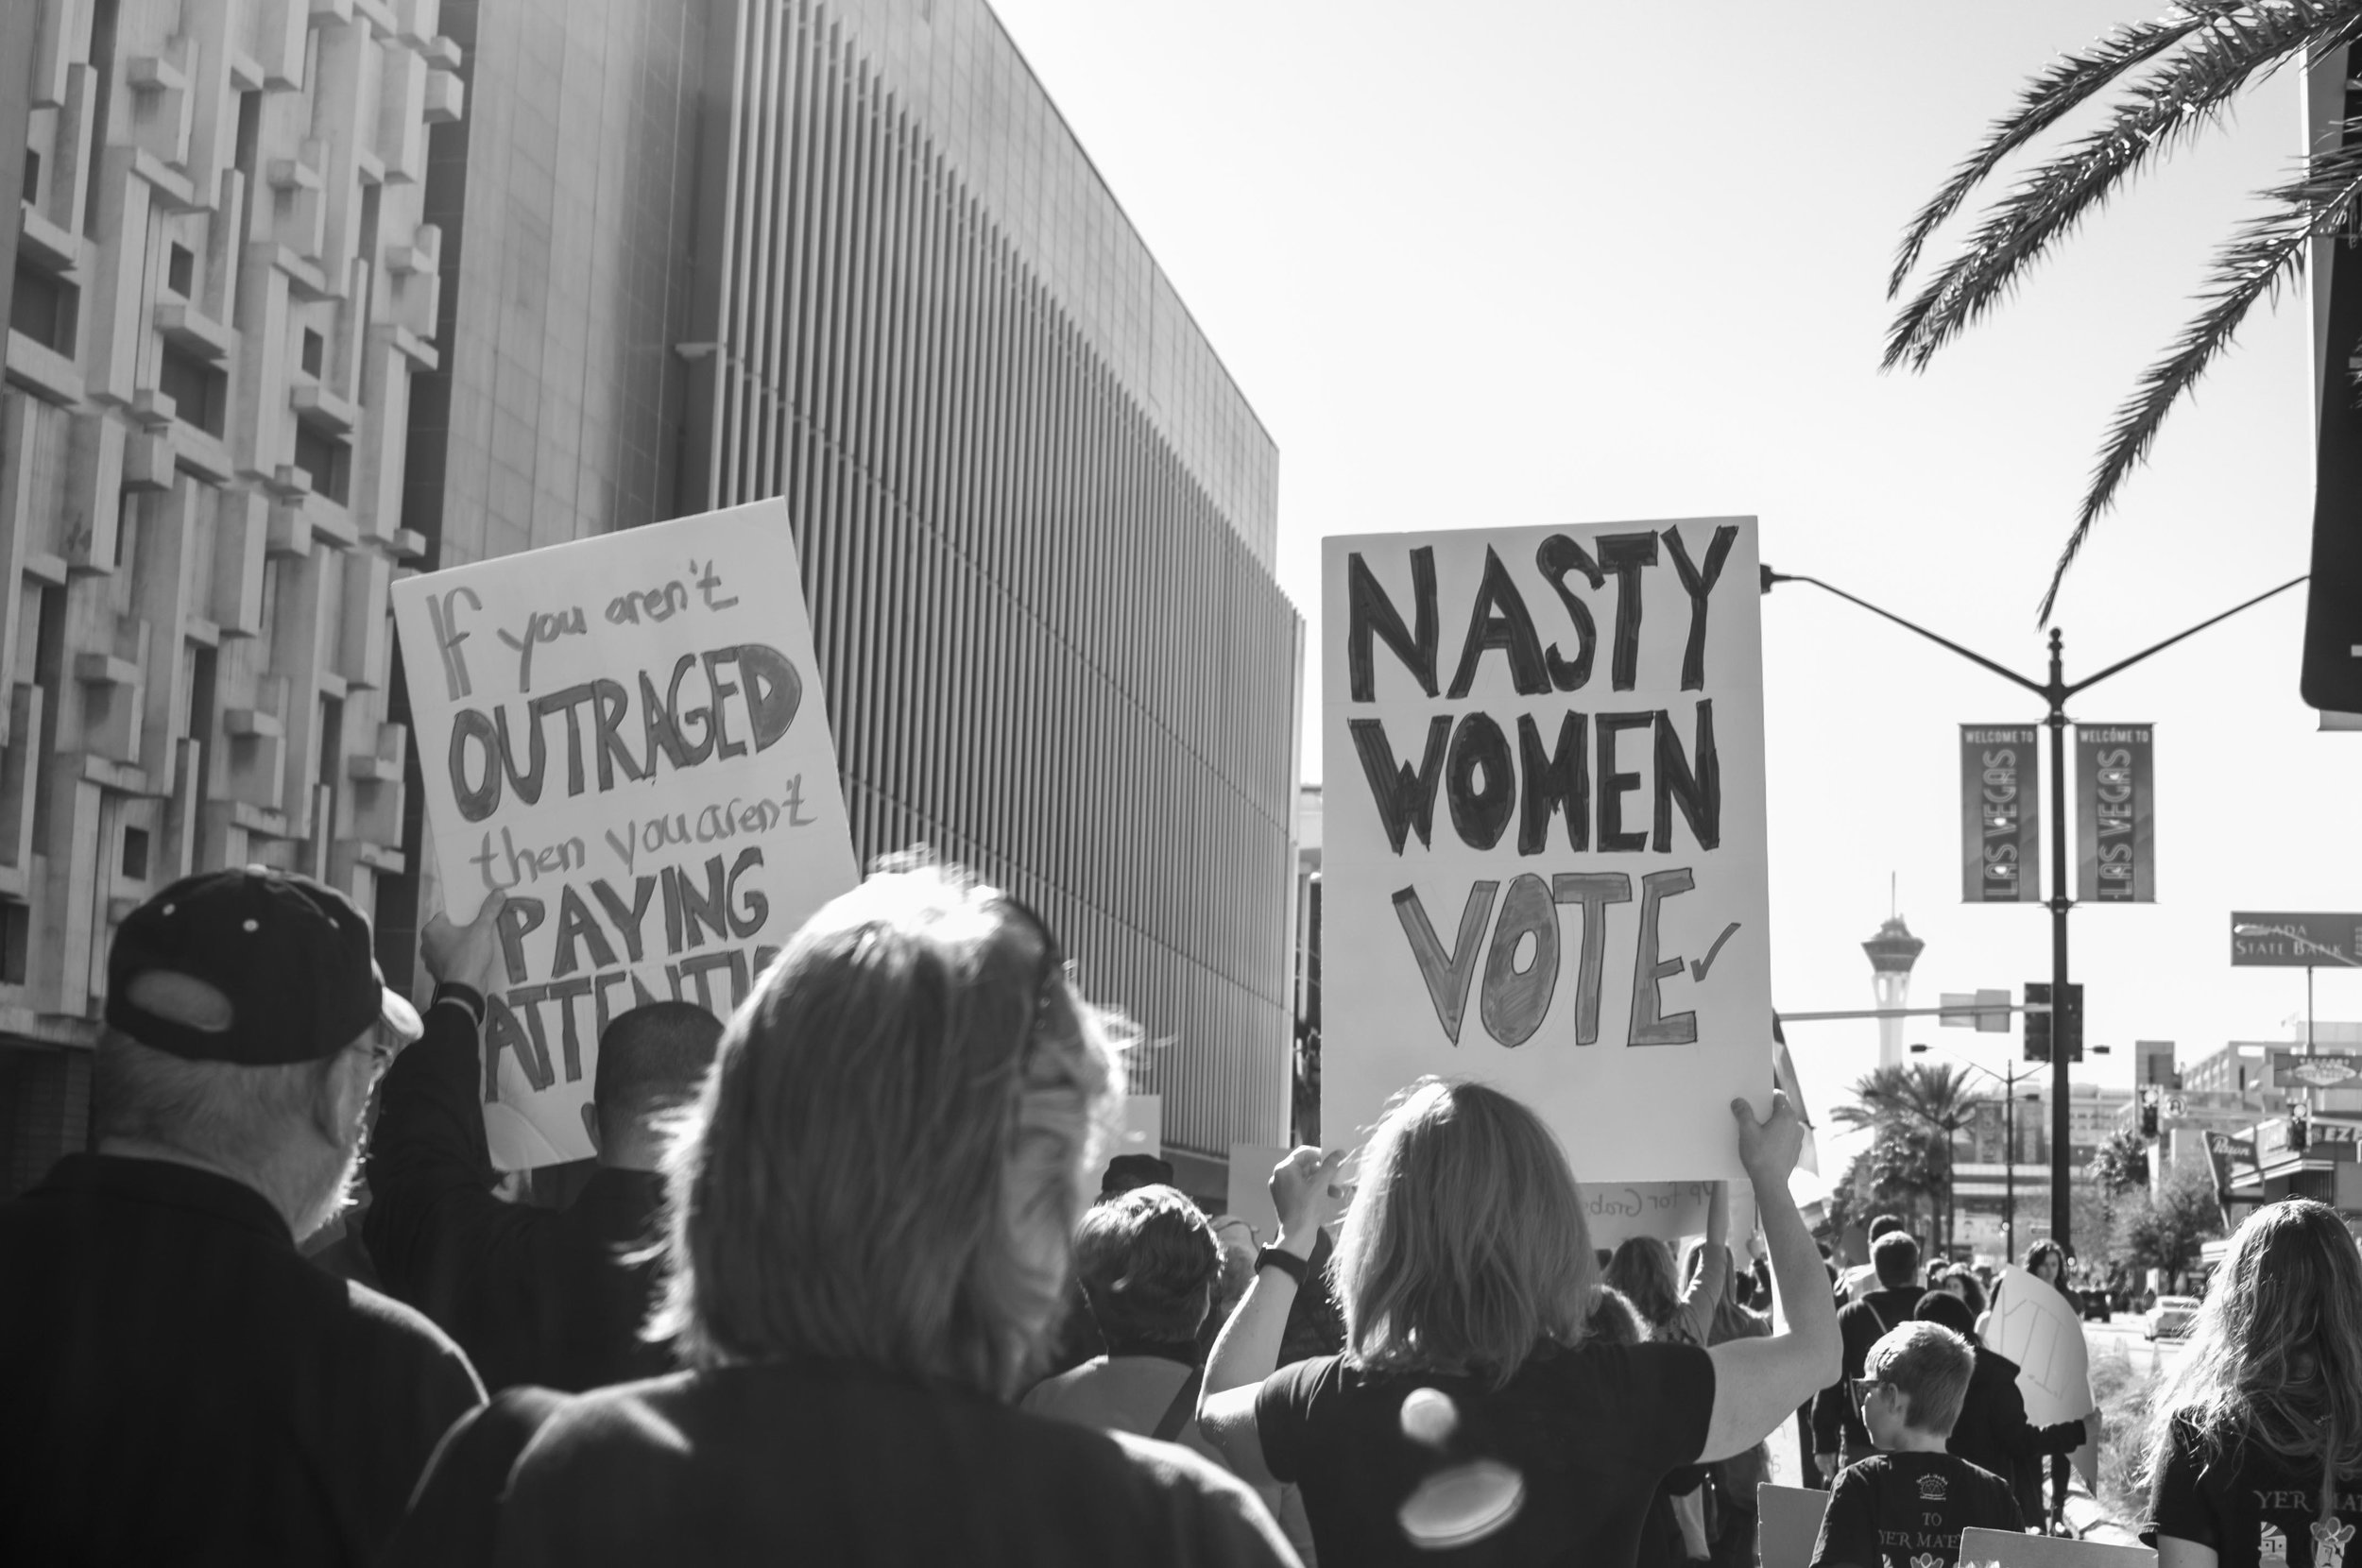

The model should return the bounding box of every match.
[1984,1265,2097,1425]
[1320,519,1771,1180]
[391,500,861,1168]
[1583,1180,1757,1253]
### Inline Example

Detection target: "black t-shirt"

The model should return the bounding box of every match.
[1254,1339,1715,1567]
[0,1154,485,1566]
[1810,1451,2021,1568]
[2145,1411,2362,1568]
[386,1357,1298,1567]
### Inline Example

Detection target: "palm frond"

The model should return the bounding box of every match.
[1885,1,2362,373]
[1888,5,2230,299]
[2037,123,2362,620]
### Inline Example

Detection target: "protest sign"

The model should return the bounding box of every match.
[391,500,860,1167]
[1984,1265,2097,1426]
[1583,1180,1756,1253]
[1320,519,1771,1179]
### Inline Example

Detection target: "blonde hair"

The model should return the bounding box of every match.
[1865,1321,1975,1436]
[643,858,1122,1400]
[1334,1078,1598,1388]
[2138,1199,2362,1529]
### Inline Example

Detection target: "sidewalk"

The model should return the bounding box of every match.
[2062,1474,2144,1550]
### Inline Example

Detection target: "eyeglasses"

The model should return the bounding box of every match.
[348,1032,398,1080]
[1849,1377,1889,1408]
[992,890,1070,1007]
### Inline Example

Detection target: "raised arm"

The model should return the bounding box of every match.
[1697,1093,1842,1463]
[1677,1183,1733,1335]
[362,895,535,1318]
[1196,1147,1349,1486]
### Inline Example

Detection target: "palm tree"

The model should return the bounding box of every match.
[1885,2,2362,620]
[1832,1063,1983,1253]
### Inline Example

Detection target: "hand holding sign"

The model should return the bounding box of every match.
[421,890,508,999]
[1270,1147,1352,1252]
[1735,1091,1806,1187]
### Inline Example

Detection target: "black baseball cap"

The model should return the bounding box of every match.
[1101,1153,1177,1198]
[105,866,424,1065]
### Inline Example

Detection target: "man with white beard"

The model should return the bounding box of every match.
[0,867,484,1566]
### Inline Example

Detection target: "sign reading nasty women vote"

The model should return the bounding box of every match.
[1320,519,1771,1180]
[391,501,860,1168]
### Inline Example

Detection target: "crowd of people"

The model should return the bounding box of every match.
[5,857,2362,1566]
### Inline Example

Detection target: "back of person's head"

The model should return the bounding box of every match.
[1914,1289,1977,1340]
[1866,1321,1976,1438]
[1942,1266,1988,1317]
[1867,1213,1905,1242]
[2141,1199,2362,1526]
[1333,1078,1595,1388]
[1872,1229,1921,1289]
[1585,1285,1645,1347]
[645,855,1123,1400]
[592,1002,722,1164]
[1603,1236,1681,1331]
[1073,1184,1221,1348]
[97,866,421,1239]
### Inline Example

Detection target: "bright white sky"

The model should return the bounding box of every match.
[989,0,2361,1149]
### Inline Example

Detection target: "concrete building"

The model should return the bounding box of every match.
[0,0,467,1193]
[0,0,1302,1196]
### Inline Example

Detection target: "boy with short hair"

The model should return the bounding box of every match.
[1810,1321,2023,1568]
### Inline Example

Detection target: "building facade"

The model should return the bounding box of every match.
[1,0,1302,1196]
[1,0,465,1193]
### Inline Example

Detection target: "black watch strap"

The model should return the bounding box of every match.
[432,981,487,1030]
[1256,1245,1311,1288]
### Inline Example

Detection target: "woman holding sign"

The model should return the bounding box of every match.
[1195,1080,1838,1567]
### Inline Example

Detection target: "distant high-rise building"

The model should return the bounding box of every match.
[1863,914,1925,1070]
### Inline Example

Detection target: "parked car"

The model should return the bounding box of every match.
[2143,1295,2201,1340]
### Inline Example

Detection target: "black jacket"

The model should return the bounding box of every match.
[365,997,673,1393]
[1811,1285,1926,1456]
[1946,1345,2089,1523]
[0,1154,483,1565]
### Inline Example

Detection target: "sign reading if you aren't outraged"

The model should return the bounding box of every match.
[391,500,860,1169]
[1320,519,1772,1181]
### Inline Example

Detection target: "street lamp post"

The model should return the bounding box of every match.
[1913,1042,2041,1263]
[1767,570,2306,1253]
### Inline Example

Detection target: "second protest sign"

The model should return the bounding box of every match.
[1320,517,1772,1180]
[391,499,861,1168]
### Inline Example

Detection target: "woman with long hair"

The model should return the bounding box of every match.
[1195,1078,1839,1567]
[2141,1198,2362,1568]
[390,858,1297,1567]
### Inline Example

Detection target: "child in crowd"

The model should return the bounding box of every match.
[1811,1321,2022,1568]
[2141,1198,2362,1568]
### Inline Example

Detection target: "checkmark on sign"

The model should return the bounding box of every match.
[1690,923,1742,983]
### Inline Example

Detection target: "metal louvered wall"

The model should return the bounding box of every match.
[680,0,1303,1164]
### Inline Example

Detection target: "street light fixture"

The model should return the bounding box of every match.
[1764,567,2305,1253]
[1912,1041,2043,1263]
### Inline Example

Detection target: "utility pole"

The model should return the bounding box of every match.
[1768,571,2306,1253]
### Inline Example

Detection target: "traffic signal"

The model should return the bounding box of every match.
[2140,1099,2159,1138]
[2024,981,2084,1064]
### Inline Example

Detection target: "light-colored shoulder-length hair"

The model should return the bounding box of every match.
[644,855,1123,1400]
[1333,1077,1599,1388]
[2138,1197,2362,1530]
